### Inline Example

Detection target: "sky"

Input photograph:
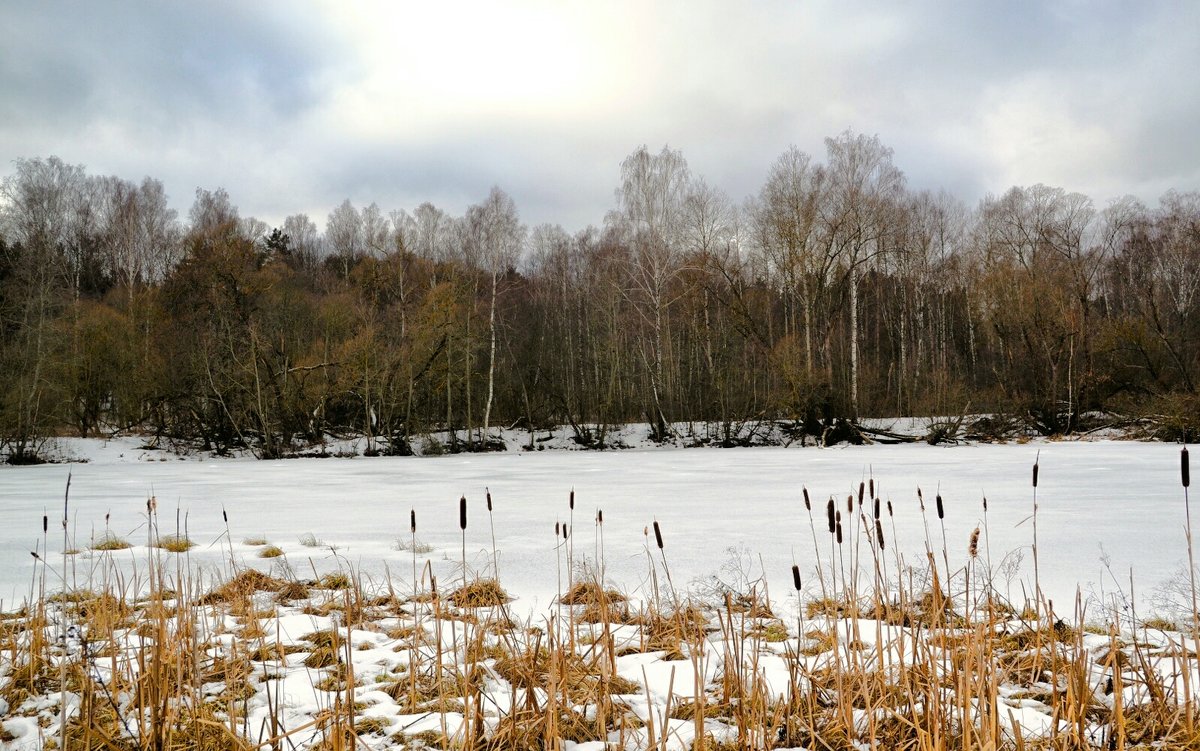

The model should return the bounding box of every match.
[2,0,1197,232]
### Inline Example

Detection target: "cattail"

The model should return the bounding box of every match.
[936,494,944,520]
[105,512,110,526]
[459,495,467,530]
[1183,447,1190,488]
[875,519,885,550]
[791,564,802,591]
[486,488,492,512]
[803,487,810,511]
[969,527,980,558]
[556,521,561,536]
[857,482,865,507]
[569,489,575,510]
[869,478,875,498]
[1033,459,1039,488]
[918,487,925,512]
[836,519,843,545]
[873,497,880,519]
[42,514,47,534]
[597,509,604,524]
[982,496,988,512]
[846,494,853,514]
[826,499,835,534]
[886,500,893,517]
[410,509,416,533]
[222,506,228,524]
[653,520,664,549]
[563,524,569,540]
[431,575,437,596]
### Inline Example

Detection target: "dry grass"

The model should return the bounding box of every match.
[6,465,1200,751]
[448,578,510,607]
[152,533,195,552]
[90,532,131,551]
[560,580,627,605]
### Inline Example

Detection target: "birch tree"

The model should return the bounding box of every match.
[465,187,524,445]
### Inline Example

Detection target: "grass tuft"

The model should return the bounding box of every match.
[449,578,510,607]
[91,532,131,551]
[152,534,195,552]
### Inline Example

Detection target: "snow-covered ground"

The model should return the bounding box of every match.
[0,437,1190,623]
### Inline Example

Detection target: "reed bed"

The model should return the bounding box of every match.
[2,456,1200,750]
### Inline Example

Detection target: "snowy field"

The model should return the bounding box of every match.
[0,438,1190,621]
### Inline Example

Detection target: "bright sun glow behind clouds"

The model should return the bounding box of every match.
[325,1,620,140]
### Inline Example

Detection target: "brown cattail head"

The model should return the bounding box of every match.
[936,494,944,520]
[42,514,47,534]
[597,509,604,524]
[459,496,467,530]
[653,520,664,549]
[105,512,110,526]
[1183,447,1190,488]
[982,496,988,512]
[875,519,885,550]
[869,478,875,498]
[791,564,802,591]
[563,524,569,540]
[836,519,843,545]
[886,500,893,517]
[431,575,437,596]
[857,482,865,507]
[873,497,880,519]
[410,510,416,534]
[486,489,493,512]
[803,487,811,511]
[556,521,561,536]
[918,487,925,512]
[969,527,980,558]
[1033,460,1039,488]
[222,506,228,524]
[570,489,575,510]
[846,494,853,514]
[826,499,835,534]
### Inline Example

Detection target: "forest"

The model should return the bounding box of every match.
[2,132,1198,461]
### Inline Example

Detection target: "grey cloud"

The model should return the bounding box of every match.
[1,1,345,154]
[2,0,1196,234]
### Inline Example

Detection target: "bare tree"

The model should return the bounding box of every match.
[748,147,827,378]
[465,187,525,445]
[92,175,181,296]
[282,213,321,271]
[189,187,239,238]
[362,202,391,258]
[611,145,691,436]
[325,199,362,275]
[820,130,905,417]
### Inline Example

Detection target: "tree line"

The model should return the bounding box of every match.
[2,132,1198,461]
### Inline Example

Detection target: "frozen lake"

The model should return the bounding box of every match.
[0,439,1190,621]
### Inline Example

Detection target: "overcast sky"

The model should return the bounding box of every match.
[2,0,1197,231]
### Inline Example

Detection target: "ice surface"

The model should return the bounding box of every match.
[0,438,1190,621]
